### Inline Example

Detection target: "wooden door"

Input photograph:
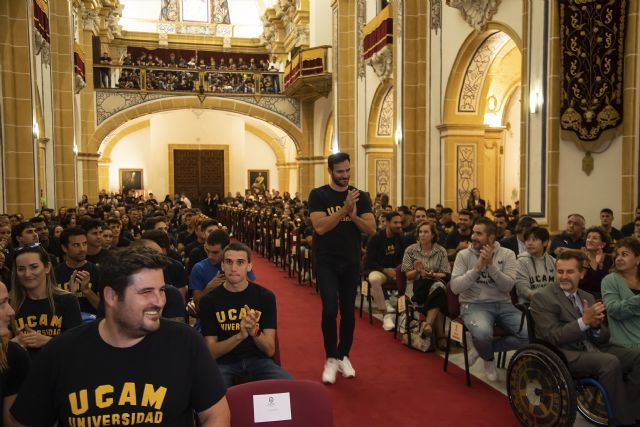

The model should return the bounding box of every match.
[173,149,224,206]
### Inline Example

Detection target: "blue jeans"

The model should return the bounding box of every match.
[460,302,528,361]
[218,357,293,388]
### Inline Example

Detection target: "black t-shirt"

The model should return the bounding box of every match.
[200,282,276,365]
[54,261,101,314]
[0,342,30,426]
[445,228,472,250]
[165,258,186,289]
[308,185,372,265]
[162,284,186,319]
[14,292,82,359]
[86,249,111,267]
[188,246,207,270]
[11,320,226,427]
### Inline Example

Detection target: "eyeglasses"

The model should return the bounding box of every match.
[14,242,42,255]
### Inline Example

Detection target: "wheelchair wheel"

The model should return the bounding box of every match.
[507,344,577,427]
[576,381,609,426]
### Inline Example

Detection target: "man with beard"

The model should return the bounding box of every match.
[445,209,473,262]
[451,218,527,381]
[54,228,101,315]
[308,152,376,384]
[365,211,405,331]
[11,246,230,426]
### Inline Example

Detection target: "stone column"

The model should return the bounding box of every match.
[0,0,37,215]
[49,0,77,209]
[78,23,99,202]
[78,152,100,201]
[297,156,325,197]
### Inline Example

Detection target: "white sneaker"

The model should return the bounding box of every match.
[484,359,498,381]
[382,314,396,331]
[385,301,396,314]
[322,358,339,384]
[466,346,480,368]
[338,356,356,378]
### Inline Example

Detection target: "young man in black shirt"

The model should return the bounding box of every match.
[445,209,473,262]
[308,152,376,384]
[54,228,101,315]
[80,218,110,266]
[200,242,292,387]
[10,246,229,426]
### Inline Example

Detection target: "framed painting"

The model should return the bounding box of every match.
[120,168,143,194]
[248,170,269,195]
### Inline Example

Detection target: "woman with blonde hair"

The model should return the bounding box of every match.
[10,244,81,358]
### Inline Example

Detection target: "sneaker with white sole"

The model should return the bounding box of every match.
[484,359,498,381]
[322,358,339,384]
[382,313,396,331]
[385,301,396,314]
[338,356,356,378]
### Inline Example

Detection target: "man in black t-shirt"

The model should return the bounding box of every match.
[308,152,376,384]
[54,228,101,315]
[80,218,110,266]
[445,209,473,262]
[11,246,230,426]
[200,242,292,387]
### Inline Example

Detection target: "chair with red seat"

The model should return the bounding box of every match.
[442,283,509,386]
[226,379,334,427]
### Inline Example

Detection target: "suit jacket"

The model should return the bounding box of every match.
[499,235,521,255]
[530,284,610,362]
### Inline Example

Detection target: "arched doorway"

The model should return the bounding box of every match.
[441,24,523,214]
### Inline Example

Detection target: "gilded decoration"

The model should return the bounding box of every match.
[377,88,394,136]
[446,0,501,32]
[559,0,627,142]
[376,159,391,195]
[431,0,442,34]
[212,0,230,24]
[458,31,510,112]
[456,145,475,210]
[160,0,179,21]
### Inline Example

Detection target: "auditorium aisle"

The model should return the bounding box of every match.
[250,253,520,427]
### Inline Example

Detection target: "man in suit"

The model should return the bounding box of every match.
[531,250,640,426]
[499,215,537,256]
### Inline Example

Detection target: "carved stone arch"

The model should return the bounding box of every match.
[91,97,304,158]
[368,80,394,144]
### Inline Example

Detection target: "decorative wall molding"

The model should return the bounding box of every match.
[357,0,366,79]
[456,144,475,210]
[430,0,442,34]
[33,30,51,66]
[458,31,510,112]
[95,91,301,129]
[446,0,501,31]
[365,45,393,81]
[376,159,391,195]
[377,88,394,136]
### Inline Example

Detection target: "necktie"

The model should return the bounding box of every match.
[568,294,598,352]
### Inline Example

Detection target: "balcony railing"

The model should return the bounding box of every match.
[283,46,332,101]
[93,64,284,96]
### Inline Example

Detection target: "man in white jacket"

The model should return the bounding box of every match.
[451,218,528,381]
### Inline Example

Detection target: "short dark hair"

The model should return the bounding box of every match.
[458,209,472,219]
[141,229,171,251]
[11,222,35,246]
[79,217,104,233]
[100,247,170,299]
[397,206,411,216]
[143,216,167,231]
[494,211,507,220]
[29,216,46,225]
[474,217,497,236]
[223,242,252,263]
[199,218,218,231]
[616,237,640,257]
[585,226,611,247]
[105,217,122,226]
[442,207,453,215]
[414,207,427,216]
[59,227,87,248]
[384,211,401,222]
[515,216,537,234]
[327,152,350,170]
[523,226,550,242]
[556,249,587,271]
[205,229,230,248]
[600,208,614,215]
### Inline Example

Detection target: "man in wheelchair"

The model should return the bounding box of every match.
[530,250,640,426]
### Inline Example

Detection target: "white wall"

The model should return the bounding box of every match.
[309,0,333,46]
[502,90,521,207]
[558,137,623,228]
[108,110,281,197]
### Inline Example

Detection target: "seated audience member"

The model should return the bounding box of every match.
[602,237,640,349]
[0,252,10,286]
[451,218,526,381]
[580,226,613,299]
[10,244,81,359]
[190,230,256,310]
[425,210,448,246]
[54,228,101,316]
[515,227,555,304]
[549,213,586,257]
[493,211,510,240]
[531,250,640,426]
[10,246,230,426]
[397,206,415,234]
[466,188,486,210]
[105,217,131,247]
[365,211,405,331]
[439,207,456,234]
[620,206,640,237]
[187,218,219,269]
[101,226,114,250]
[401,221,451,349]
[445,209,473,262]
[132,239,186,322]
[30,216,61,264]
[10,221,39,249]
[500,215,537,256]
[141,230,187,299]
[80,218,109,266]
[200,242,293,387]
[0,279,30,425]
[600,208,623,249]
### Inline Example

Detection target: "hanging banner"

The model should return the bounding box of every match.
[559,0,627,142]
[33,0,50,42]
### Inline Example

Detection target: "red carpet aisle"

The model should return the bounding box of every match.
[250,253,519,427]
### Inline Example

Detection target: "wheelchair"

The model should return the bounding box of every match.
[506,306,614,427]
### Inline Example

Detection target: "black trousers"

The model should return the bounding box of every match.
[316,258,360,359]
